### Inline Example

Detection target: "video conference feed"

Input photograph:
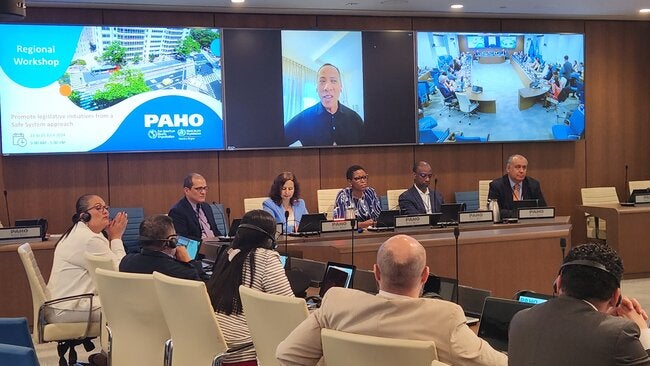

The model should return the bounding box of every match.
[0,24,225,154]
[416,32,585,144]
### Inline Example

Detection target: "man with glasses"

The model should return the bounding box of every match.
[169,172,222,240]
[488,154,546,219]
[120,214,202,280]
[399,161,444,215]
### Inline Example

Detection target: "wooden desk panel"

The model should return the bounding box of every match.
[576,204,650,276]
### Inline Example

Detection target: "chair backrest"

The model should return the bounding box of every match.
[95,269,170,366]
[454,191,480,211]
[629,180,650,195]
[243,197,266,213]
[84,252,116,294]
[108,207,144,253]
[321,328,438,366]
[239,286,309,366]
[152,272,228,365]
[209,203,228,235]
[478,180,492,210]
[17,243,50,338]
[0,343,39,366]
[568,108,585,136]
[580,187,619,206]
[386,189,407,211]
[0,317,35,349]
[456,92,473,112]
[317,189,341,215]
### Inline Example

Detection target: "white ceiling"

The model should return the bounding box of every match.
[28,0,650,21]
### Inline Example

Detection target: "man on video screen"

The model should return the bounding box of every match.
[285,63,363,147]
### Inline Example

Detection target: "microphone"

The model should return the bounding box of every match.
[350,218,356,267]
[560,238,567,261]
[284,210,290,257]
[453,226,460,303]
[625,165,629,202]
[3,190,9,227]
[215,202,230,238]
[433,178,438,213]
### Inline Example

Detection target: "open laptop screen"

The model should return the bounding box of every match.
[319,262,356,297]
[477,297,534,352]
[297,213,327,233]
[512,199,539,211]
[423,274,458,303]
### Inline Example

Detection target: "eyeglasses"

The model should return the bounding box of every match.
[352,175,369,181]
[89,204,109,212]
[192,186,209,192]
[417,173,433,179]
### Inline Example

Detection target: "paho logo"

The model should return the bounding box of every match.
[144,114,204,128]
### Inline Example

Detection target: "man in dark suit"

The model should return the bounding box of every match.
[508,243,650,365]
[120,214,202,280]
[168,173,221,239]
[488,154,546,218]
[398,161,444,215]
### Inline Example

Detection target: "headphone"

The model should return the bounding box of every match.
[556,259,622,306]
[237,224,276,249]
[78,210,91,223]
[139,236,178,248]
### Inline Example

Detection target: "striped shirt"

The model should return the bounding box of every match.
[216,248,294,363]
[334,187,382,222]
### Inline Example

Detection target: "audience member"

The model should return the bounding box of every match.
[276,234,507,366]
[488,154,546,218]
[399,161,444,214]
[263,172,308,233]
[285,63,363,147]
[561,55,573,81]
[119,214,203,280]
[169,173,222,240]
[333,165,381,228]
[207,210,293,366]
[509,243,650,365]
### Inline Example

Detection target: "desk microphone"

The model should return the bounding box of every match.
[453,226,460,301]
[284,210,290,257]
[624,165,629,202]
[214,202,231,238]
[560,238,567,261]
[433,178,438,213]
[3,190,9,227]
[350,218,357,267]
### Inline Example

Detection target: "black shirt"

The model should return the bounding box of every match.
[119,249,203,280]
[284,102,363,146]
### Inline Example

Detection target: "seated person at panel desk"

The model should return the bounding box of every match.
[263,171,308,234]
[120,214,203,281]
[333,165,381,229]
[168,172,222,240]
[399,161,445,215]
[488,154,546,219]
[276,234,507,366]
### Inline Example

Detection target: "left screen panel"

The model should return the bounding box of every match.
[0,25,225,154]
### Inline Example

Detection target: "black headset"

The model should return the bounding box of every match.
[556,259,622,306]
[237,224,276,249]
[78,210,92,223]
[139,236,178,248]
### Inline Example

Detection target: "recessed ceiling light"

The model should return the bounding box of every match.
[231,0,244,3]
[640,8,650,13]
[450,4,464,9]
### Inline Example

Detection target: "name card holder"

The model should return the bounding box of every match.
[459,210,494,224]
[321,219,355,234]
[0,225,43,244]
[634,194,650,204]
[395,214,430,229]
[517,207,555,220]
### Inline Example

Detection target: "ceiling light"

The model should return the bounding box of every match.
[450,4,464,9]
[640,8,650,13]
[231,0,244,3]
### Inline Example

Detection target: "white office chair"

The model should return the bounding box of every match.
[317,189,341,216]
[243,197,266,213]
[386,189,407,211]
[580,187,619,240]
[455,92,479,124]
[84,252,116,353]
[478,180,492,210]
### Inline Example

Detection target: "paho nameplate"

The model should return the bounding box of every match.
[517,207,555,219]
[634,194,650,204]
[321,219,355,233]
[0,225,42,242]
[459,210,494,224]
[395,214,430,228]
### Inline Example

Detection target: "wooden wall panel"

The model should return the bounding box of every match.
[316,15,412,30]
[319,146,415,197]
[102,9,214,26]
[2,155,108,233]
[214,13,317,29]
[23,7,103,24]
[501,19,585,33]
[107,152,219,216]
[412,17,501,32]
[218,149,320,220]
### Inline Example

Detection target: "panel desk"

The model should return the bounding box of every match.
[575,204,650,276]
[281,217,571,298]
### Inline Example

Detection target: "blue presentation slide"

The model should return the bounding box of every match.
[0,25,224,154]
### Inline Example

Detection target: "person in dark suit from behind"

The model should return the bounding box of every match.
[508,243,650,365]
[168,173,222,240]
[487,154,546,218]
[398,161,444,215]
[120,214,203,280]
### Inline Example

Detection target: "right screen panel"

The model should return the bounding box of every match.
[416,32,584,144]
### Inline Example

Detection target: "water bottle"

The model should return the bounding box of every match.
[345,204,355,220]
[487,199,500,223]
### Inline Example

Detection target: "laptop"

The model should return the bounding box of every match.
[373,210,400,229]
[306,261,356,309]
[351,269,378,294]
[477,297,534,352]
[218,218,242,241]
[512,199,539,212]
[176,235,202,260]
[423,274,458,303]
[458,285,492,325]
[289,213,327,236]
[516,291,552,305]
[439,203,464,225]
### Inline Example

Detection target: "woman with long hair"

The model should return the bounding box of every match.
[207,209,293,366]
[262,171,308,233]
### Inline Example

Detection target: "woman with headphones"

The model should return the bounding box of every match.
[207,209,293,366]
[47,194,128,324]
